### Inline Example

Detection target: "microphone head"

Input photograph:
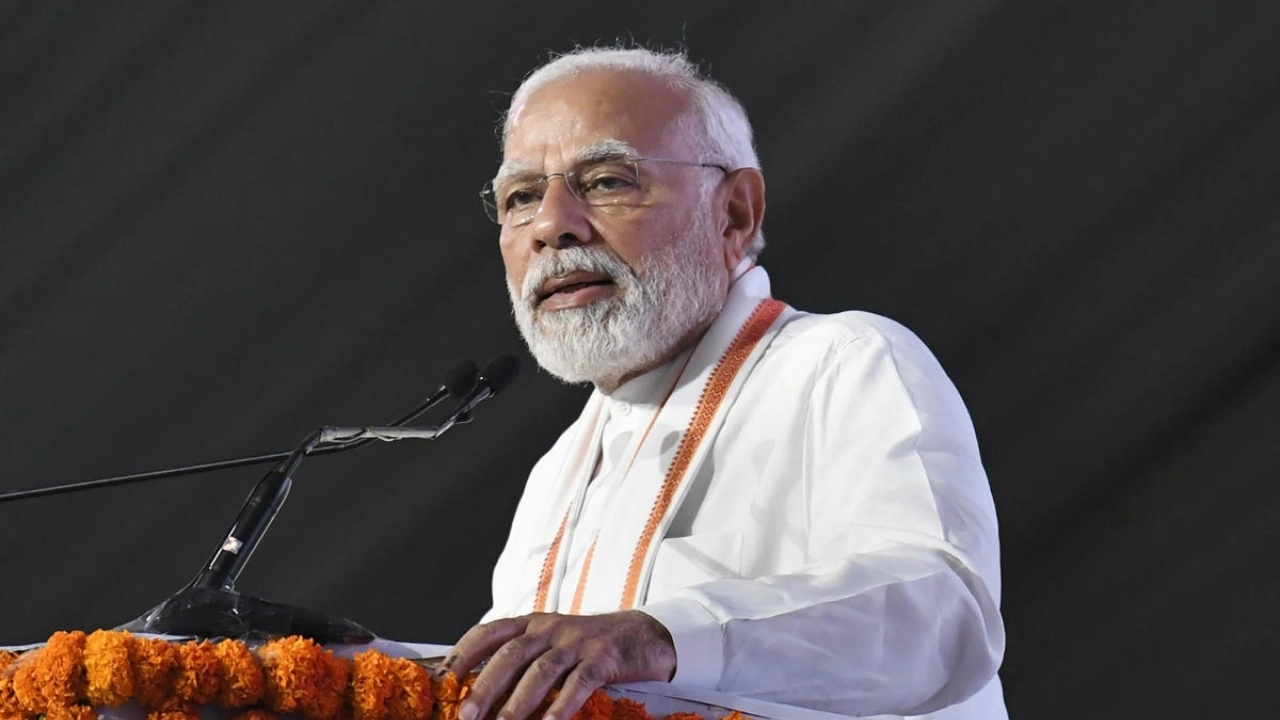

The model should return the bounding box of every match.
[478,355,521,397]
[442,360,480,399]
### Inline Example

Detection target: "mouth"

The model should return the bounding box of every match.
[535,270,616,310]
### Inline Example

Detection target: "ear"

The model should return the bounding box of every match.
[717,167,766,272]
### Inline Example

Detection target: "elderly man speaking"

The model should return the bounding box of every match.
[438,47,1006,720]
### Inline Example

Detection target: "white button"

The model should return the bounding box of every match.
[615,401,631,416]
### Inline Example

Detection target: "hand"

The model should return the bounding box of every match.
[438,610,677,720]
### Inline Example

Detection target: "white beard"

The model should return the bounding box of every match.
[508,215,725,390]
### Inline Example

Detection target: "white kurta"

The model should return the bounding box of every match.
[483,267,1007,719]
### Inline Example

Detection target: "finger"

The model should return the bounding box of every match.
[494,646,576,720]
[462,632,550,720]
[441,616,530,680]
[541,659,608,720]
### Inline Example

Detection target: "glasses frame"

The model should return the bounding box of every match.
[480,157,730,227]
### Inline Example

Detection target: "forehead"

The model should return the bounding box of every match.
[503,70,695,169]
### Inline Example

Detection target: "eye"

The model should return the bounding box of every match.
[586,175,634,192]
[579,165,639,197]
[502,185,542,210]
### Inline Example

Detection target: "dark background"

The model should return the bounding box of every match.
[3,1,1278,717]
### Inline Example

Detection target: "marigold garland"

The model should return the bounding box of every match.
[84,628,134,707]
[12,630,88,714]
[259,635,350,719]
[0,649,27,719]
[352,648,398,720]
[214,635,266,708]
[387,653,433,720]
[1,631,757,720]
[609,696,649,720]
[131,631,179,711]
[175,639,221,705]
[573,689,615,720]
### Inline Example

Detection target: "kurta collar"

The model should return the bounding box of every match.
[600,262,773,407]
[602,348,688,408]
[532,264,791,614]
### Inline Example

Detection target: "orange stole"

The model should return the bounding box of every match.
[533,298,788,613]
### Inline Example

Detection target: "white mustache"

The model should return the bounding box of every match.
[519,247,635,307]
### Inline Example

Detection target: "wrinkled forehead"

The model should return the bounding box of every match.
[498,71,695,177]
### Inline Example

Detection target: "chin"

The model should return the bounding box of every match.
[527,329,667,390]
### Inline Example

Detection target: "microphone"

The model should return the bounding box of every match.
[317,355,521,444]
[449,353,522,420]
[384,359,481,430]
[441,359,484,397]
[0,360,480,503]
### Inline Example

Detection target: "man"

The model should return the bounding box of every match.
[439,47,1006,720]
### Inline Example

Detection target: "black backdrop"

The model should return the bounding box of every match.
[3,2,1278,718]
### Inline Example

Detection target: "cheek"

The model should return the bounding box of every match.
[604,223,669,271]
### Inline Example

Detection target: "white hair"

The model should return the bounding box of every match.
[502,46,766,259]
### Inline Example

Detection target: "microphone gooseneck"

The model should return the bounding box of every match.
[316,355,522,444]
[187,430,323,592]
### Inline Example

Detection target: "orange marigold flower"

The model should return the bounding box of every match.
[609,696,650,720]
[571,689,614,720]
[8,664,39,715]
[662,713,704,720]
[43,703,96,720]
[84,629,136,707]
[257,635,349,720]
[352,649,397,720]
[431,671,460,703]
[214,639,265,708]
[721,712,748,720]
[387,657,433,720]
[0,650,33,719]
[131,636,180,710]
[12,629,87,713]
[174,639,220,705]
[0,679,30,719]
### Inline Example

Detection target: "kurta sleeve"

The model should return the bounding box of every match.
[640,315,1004,717]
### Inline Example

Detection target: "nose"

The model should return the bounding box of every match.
[527,175,591,251]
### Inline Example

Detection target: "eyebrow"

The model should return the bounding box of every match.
[578,139,639,162]
[491,139,641,187]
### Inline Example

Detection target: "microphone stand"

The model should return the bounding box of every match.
[119,430,377,643]
[114,356,518,644]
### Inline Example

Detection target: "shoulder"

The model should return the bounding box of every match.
[756,306,975,430]
[768,309,940,370]
[761,307,968,406]
[780,309,919,340]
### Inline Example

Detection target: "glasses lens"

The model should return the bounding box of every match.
[481,160,652,227]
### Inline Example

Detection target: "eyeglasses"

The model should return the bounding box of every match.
[480,157,729,227]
